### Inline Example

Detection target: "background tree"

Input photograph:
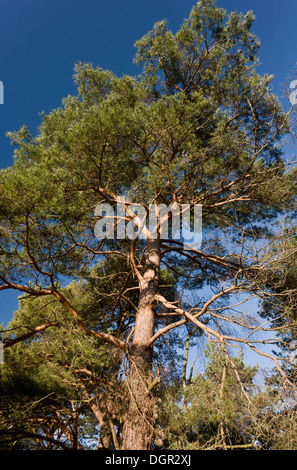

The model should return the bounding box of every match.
[159,343,297,450]
[0,0,297,450]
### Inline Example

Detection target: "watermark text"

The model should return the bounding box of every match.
[0,81,4,104]
[94,199,202,250]
[289,80,297,106]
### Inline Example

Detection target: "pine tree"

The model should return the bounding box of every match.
[0,0,296,449]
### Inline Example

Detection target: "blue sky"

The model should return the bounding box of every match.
[0,0,297,349]
[0,0,296,170]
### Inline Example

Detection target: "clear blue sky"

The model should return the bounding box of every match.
[0,0,297,333]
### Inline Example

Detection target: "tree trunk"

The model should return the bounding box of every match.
[121,238,160,450]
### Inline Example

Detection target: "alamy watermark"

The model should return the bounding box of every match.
[290,80,297,106]
[0,81,4,105]
[94,199,202,250]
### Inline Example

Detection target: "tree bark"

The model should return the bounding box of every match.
[121,238,160,450]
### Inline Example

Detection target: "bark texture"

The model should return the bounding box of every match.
[121,239,160,450]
